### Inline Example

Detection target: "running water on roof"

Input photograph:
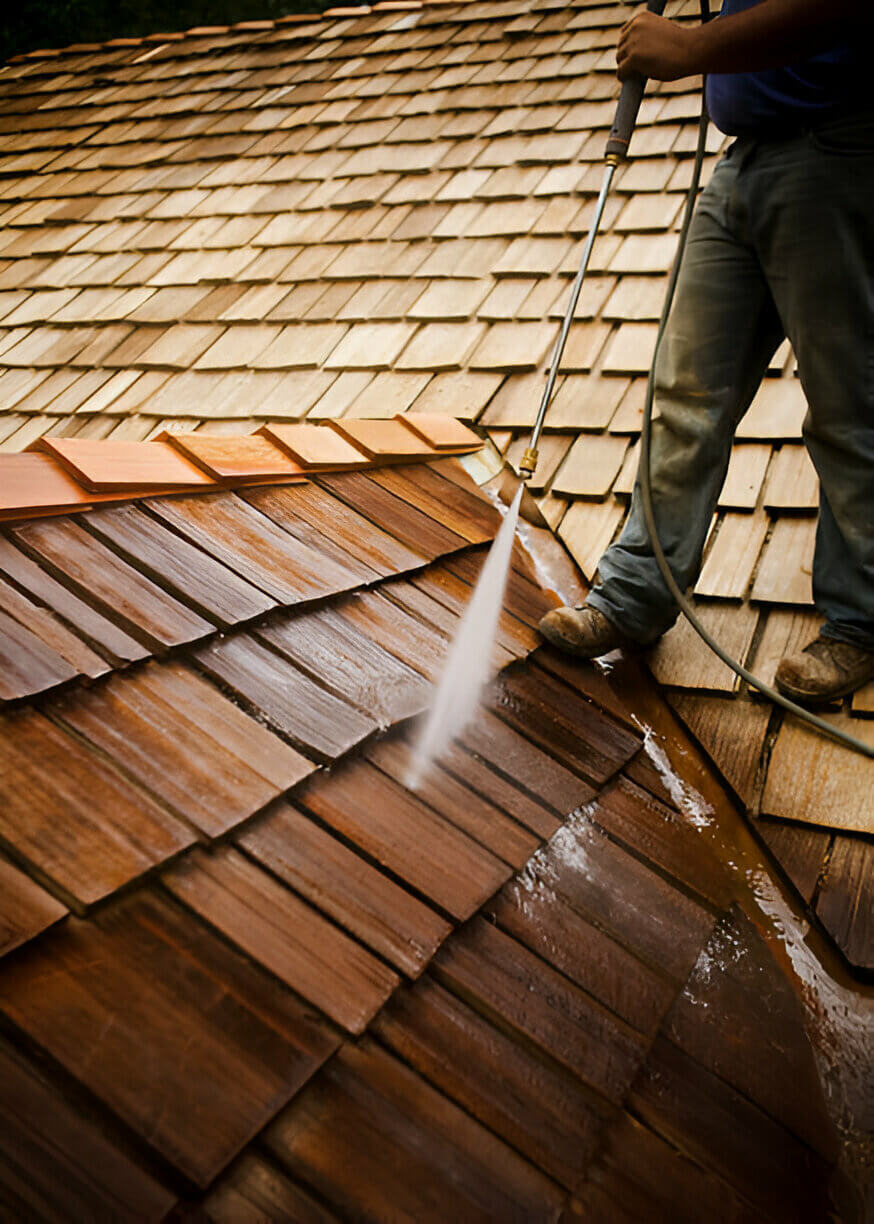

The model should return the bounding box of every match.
[407,485,523,790]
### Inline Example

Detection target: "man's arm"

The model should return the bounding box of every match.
[617,0,869,82]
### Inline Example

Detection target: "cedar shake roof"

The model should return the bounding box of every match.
[0,456,852,1218]
[0,2,872,1216]
[0,0,868,972]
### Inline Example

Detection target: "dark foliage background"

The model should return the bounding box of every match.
[1,0,363,64]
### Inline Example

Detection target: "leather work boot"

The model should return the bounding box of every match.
[775,635,874,705]
[538,604,632,659]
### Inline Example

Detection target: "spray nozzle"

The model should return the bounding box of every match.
[518,446,538,480]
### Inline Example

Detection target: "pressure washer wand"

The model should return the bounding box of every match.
[519,0,668,480]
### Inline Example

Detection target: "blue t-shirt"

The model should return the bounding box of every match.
[705,0,858,136]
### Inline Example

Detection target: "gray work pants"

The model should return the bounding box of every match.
[588,109,874,649]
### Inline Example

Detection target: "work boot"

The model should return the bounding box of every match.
[538,604,632,659]
[775,635,874,705]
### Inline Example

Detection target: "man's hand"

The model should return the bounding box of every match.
[617,11,699,81]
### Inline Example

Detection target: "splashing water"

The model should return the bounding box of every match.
[407,485,523,789]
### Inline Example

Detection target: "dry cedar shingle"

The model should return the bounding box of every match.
[193,324,282,369]
[736,378,807,441]
[763,444,819,511]
[345,371,432,418]
[545,375,629,431]
[35,437,215,492]
[763,711,874,834]
[551,433,628,497]
[649,602,759,692]
[695,511,769,600]
[558,498,625,581]
[411,370,502,420]
[601,322,659,375]
[718,443,772,510]
[750,516,816,606]
[469,321,556,372]
[323,321,415,369]
[396,322,486,371]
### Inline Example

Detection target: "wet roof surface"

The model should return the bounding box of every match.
[0,453,867,1220]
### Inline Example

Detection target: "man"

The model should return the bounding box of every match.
[539,0,874,705]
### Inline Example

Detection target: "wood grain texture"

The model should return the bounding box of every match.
[490,665,641,786]
[315,470,467,560]
[435,918,647,1103]
[718,443,771,510]
[0,534,148,666]
[576,1112,772,1224]
[164,847,398,1033]
[0,605,78,701]
[815,834,874,970]
[201,1152,341,1224]
[518,810,715,983]
[0,708,194,906]
[0,1039,176,1223]
[52,665,311,837]
[83,501,275,626]
[0,892,338,1188]
[260,421,369,469]
[374,978,611,1191]
[265,1039,565,1224]
[300,759,511,922]
[244,480,426,578]
[368,462,500,545]
[755,818,831,903]
[258,606,430,727]
[695,511,768,600]
[12,517,213,652]
[238,802,450,978]
[762,710,874,834]
[0,855,66,958]
[649,602,759,693]
[147,491,362,606]
[366,734,542,868]
[462,707,598,816]
[750,516,816,606]
[491,880,675,1037]
[37,437,216,492]
[195,632,376,762]
[0,574,108,682]
[335,587,452,680]
[591,776,732,910]
[668,692,769,811]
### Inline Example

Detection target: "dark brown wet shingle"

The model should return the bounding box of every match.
[0,892,338,1187]
[0,708,194,906]
[12,516,213,652]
